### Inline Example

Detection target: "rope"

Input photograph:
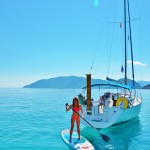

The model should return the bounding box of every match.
[107,18,141,24]
[112,28,123,78]
[140,19,143,81]
[136,0,143,81]
[90,0,113,74]
[107,0,118,77]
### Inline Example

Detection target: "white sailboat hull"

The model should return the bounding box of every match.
[80,99,142,129]
[115,102,142,124]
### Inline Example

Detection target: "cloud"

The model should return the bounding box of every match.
[127,60,147,66]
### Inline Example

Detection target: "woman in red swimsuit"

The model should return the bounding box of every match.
[66,97,84,142]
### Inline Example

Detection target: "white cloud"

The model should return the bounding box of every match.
[127,60,147,66]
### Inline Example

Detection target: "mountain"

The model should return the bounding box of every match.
[23,76,141,89]
[137,81,150,87]
[23,76,106,89]
[142,84,150,89]
[118,78,141,89]
[23,76,85,89]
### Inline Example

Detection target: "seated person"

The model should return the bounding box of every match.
[100,95,105,109]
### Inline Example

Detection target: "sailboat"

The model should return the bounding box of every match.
[77,0,142,128]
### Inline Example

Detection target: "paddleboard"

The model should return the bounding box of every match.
[61,129,95,150]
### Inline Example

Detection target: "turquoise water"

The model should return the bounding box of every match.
[0,88,149,150]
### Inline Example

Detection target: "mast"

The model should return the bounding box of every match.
[124,0,127,85]
[127,0,135,88]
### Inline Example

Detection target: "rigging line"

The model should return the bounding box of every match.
[136,0,143,81]
[106,0,116,77]
[120,28,124,79]
[107,1,113,74]
[111,24,121,77]
[107,0,118,78]
[90,0,113,74]
[140,19,143,81]
[112,29,123,78]
[135,0,143,81]
[106,22,108,77]
[135,0,142,20]
[107,18,141,23]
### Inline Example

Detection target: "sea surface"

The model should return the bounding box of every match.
[0,88,149,150]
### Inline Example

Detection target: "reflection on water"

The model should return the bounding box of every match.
[81,118,142,150]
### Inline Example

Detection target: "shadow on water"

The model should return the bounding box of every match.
[81,118,142,150]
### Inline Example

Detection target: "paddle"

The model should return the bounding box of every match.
[66,103,110,142]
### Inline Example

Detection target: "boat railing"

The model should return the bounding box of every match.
[135,97,141,104]
[128,98,134,107]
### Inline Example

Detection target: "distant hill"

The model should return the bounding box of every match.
[23,76,142,89]
[142,84,150,89]
[137,81,150,87]
[118,78,141,89]
[23,76,107,89]
[23,76,86,89]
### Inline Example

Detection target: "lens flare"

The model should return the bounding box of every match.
[94,0,100,7]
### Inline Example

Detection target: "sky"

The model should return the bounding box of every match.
[0,0,150,87]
